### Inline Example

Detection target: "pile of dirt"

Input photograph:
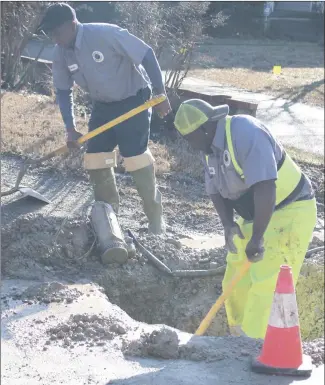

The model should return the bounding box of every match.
[46,312,128,349]
[1,213,92,280]
[122,326,263,362]
[136,232,227,271]
[122,327,180,360]
[303,338,324,367]
[18,282,83,305]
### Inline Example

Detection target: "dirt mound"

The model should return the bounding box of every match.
[18,282,83,305]
[303,338,324,367]
[136,232,227,271]
[1,213,92,279]
[46,312,128,350]
[122,326,263,362]
[123,327,180,359]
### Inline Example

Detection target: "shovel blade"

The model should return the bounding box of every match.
[17,187,51,204]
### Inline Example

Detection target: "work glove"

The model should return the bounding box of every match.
[224,223,245,254]
[66,128,83,149]
[245,236,265,263]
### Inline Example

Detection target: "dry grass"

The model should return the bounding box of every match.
[0,92,201,177]
[190,39,324,107]
[1,92,323,184]
[1,92,88,157]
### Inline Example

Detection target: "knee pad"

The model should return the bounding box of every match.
[84,151,117,170]
[123,149,154,172]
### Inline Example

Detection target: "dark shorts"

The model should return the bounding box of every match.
[87,87,152,157]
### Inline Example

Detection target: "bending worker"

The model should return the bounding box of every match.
[40,3,171,234]
[173,99,316,339]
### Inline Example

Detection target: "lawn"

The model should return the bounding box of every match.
[190,38,324,107]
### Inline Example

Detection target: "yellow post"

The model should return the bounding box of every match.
[273,65,282,75]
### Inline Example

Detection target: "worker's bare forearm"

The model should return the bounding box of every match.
[252,179,276,241]
[56,88,76,131]
[210,193,234,227]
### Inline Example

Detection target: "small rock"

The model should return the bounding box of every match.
[209,262,218,269]
[240,350,250,357]
[110,324,126,335]
[57,331,65,339]
[166,238,182,250]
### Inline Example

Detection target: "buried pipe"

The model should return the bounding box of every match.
[127,230,173,276]
[172,267,226,278]
[305,246,325,258]
[127,230,226,278]
[127,230,324,278]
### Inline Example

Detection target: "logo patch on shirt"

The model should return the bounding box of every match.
[68,64,79,72]
[92,51,104,63]
[223,150,231,167]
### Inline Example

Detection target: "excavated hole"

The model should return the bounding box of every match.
[1,214,324,341]
[98,265,230,337]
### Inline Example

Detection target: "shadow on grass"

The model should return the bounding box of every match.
[277,79,325,107]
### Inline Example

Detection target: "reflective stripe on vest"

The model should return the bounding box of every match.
[225,116,302,206]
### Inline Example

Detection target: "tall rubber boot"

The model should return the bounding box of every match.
[88,168,120,214]
[130,164,165,235]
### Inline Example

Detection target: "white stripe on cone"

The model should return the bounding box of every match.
[268,293,299,328]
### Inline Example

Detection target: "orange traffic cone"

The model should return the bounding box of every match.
[251,265,312,377]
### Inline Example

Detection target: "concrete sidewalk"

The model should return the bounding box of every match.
[179,77,324,156]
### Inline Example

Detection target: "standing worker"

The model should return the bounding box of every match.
[173,99,316,339]
[40,3,171,234]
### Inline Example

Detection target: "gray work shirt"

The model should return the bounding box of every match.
[52,23,150,102]
[204,115,313,201]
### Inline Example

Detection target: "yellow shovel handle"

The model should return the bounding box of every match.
[194,259,252,336]
[77,93,166,144]
[38,94,166,162]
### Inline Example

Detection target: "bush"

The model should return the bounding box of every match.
[206,2,264,38]
[1,1,47,90]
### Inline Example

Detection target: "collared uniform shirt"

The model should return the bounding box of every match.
[203,115,313,201]
[52,23,150,102]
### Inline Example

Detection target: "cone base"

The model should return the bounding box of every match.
[251,354,313,377]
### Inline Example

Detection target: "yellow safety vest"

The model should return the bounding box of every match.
[224,116,303,207]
